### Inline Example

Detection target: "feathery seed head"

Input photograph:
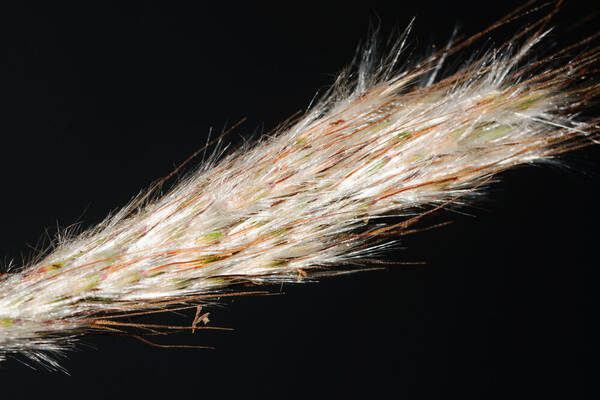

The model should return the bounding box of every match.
[1,3,598,368]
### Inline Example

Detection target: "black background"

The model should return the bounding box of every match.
[0,1,597,398]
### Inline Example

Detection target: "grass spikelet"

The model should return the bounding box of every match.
[0,1,598,370]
